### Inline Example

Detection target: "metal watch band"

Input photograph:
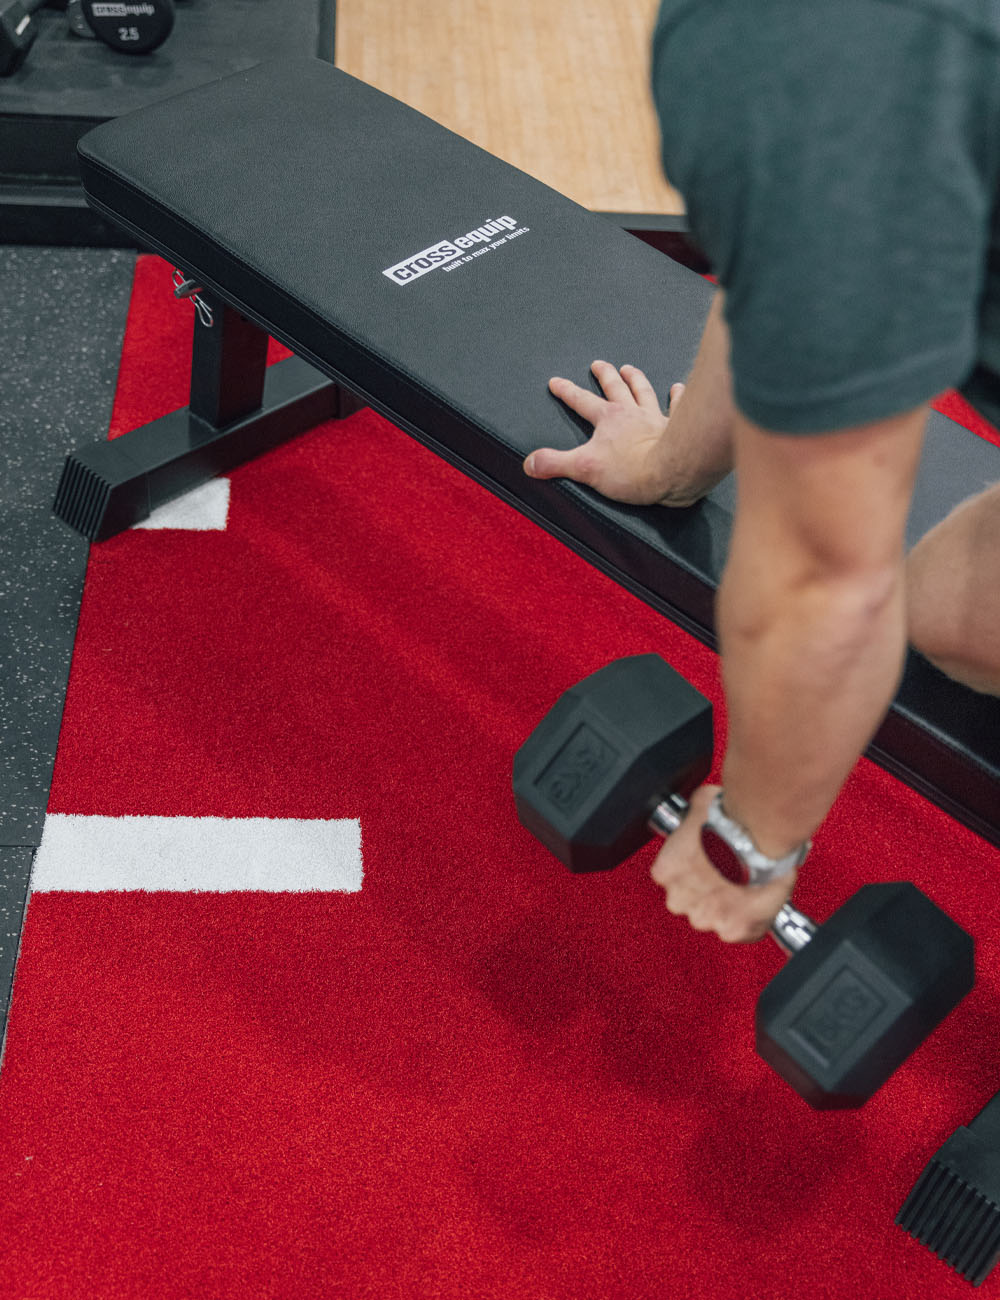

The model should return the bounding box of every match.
[703,792,810,886]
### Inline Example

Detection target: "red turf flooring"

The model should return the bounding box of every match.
[0,257,998,1297]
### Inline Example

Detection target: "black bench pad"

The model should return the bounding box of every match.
[76,57,1000,844]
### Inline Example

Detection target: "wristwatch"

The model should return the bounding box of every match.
[700,792,810,886]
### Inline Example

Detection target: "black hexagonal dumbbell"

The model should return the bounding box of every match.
[512,653,975,1109]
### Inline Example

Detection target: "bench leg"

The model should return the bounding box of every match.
[53,290,359,542]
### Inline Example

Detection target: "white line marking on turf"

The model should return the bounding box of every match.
[132,478,231,531]
[32,814,362,893]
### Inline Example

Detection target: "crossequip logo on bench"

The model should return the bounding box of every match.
[383,216,528,286]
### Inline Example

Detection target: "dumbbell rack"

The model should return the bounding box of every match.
[0,0,337,246]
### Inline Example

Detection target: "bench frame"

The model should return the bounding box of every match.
[54,286,361,540]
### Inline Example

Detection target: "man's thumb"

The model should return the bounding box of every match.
[524,448,577,481]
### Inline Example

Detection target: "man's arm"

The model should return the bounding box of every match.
[648,403,928,943]
[719,406,927,855]
[647,291,733,506]
[522,297,930,938]
[647,290,736,506]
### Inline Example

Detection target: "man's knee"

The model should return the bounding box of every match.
[906,482,1000,694]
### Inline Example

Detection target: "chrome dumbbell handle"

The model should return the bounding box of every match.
[649,797,817,955]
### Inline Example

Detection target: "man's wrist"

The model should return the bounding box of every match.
[701,791,811,886]
[714,779,813,862]
[650,425,733,507]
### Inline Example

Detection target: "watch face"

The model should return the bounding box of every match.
[701,825,748,885]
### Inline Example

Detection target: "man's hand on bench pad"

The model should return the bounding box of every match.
[524,360,721,508]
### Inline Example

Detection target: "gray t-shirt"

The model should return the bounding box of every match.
[650,0,1000,433]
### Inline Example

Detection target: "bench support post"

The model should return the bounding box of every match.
[54,290,361,542]
[189,298,269,432]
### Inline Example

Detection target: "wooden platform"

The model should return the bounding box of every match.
[334,0,685,215]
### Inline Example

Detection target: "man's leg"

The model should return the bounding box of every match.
[906,482,1000,695]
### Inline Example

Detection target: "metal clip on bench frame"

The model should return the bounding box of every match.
[53,280,365,542]
[172,268,215,329]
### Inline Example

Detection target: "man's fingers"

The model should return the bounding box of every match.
[620,365,664,413]
[662,890,687,917]
[550,363,672,421]
[667,886,771,942]
[548,375,607,425]
[590,359,632,403]
[714,912,773,943]
[658,871,708,917]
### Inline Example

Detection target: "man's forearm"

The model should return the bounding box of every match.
[717,556,909,857]
[657,293,909,853]
[651,291,737,505]
[643,322,926,939]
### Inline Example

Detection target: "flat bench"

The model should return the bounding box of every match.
[57,56,1000,847]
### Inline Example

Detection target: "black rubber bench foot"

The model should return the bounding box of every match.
[54,355,356,541]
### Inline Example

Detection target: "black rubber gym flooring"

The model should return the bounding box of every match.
[0,246,135,1046]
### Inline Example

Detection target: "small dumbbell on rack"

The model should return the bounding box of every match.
[0,0,47,75]
[1,0,175,76]
[69,0,175,53]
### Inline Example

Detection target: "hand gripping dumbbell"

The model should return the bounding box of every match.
[512,654,974,1109]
